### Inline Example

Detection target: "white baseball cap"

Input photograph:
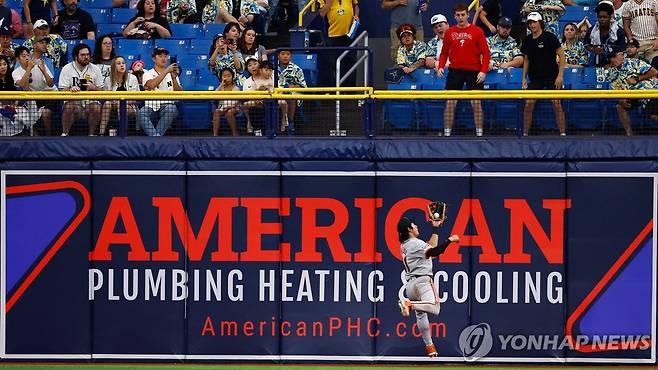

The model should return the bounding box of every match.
[33,19,49,28]
[431,14,448,25]
[527,12,542,22]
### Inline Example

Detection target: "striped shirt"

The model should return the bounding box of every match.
[622,0,658,41]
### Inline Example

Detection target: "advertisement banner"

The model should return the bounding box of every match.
[1,163,655,363]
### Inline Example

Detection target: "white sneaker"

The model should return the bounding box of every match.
[61,132,68,137]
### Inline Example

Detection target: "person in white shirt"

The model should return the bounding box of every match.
[58,43,103,136]
[137,47,181,136]
[100,56,140,135]
[241,59,287,134]
[12,41,57,135]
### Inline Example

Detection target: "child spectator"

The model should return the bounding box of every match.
[130,59,146,88]
[212,67,240,136]
[277,49,306,134]
[242,59,288,134]
[123,0,172,39]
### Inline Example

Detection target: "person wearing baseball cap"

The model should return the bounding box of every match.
[396,214,459,358]
[395,23,428,75]
[425,14,449,69]
[23,19,67,67]
[583,0,626,67]
[138,46,181,136]
[486,16,523,71]
[626,38,640,59]
[476,0,502,36]
[606,43,657,136]
[437,3,490,137]
[520,11,567,136]
[0,28,18,64]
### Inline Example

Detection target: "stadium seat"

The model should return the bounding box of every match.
[154,39,189,57]
[86,8,111,24]
[190,38,213,55]
[204,24,226,38]
[5,0,19,9]
[96,23,126,37]
[486,68,509,86]
[418,85,445,129]
[117,39,154,59]
[508,67,523,84]
[382,84,419,130]
[562,67,583,88]
[562,6,590,22]
[87,0,114,8]
[423,77,446,90]
[180,101,213,129]
[179,69,197,90]
[170,24,204,39]
[582,67,600,84]
[410,68,435,85]
[65,40,81,62]
[122,53,139,66]
[291,53,318,86]
[567,99,603,129]
[196,69,219,90]
[111,8,137,24]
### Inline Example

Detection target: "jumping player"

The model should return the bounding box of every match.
[397,216,459,357]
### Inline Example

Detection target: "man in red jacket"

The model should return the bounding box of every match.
[438,3,490,137]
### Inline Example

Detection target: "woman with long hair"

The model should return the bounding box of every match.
[237,26,270,62]
[208,25,244,86]
[0,55,14,91]
[123,0,172,39]
[100,56,141,135]
[93,35,116,88]
[241,59,287,134]
[561,22,588,68]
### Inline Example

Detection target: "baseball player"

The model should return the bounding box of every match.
[397,216,459,357]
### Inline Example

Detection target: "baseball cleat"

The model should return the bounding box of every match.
[426,344,438,357]
[398,299,411,317]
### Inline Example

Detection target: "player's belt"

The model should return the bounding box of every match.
[407,274,432,281]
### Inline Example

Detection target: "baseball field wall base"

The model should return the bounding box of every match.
[0,137,656,364]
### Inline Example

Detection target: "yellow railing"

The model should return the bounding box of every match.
[298,0,318,28]
[1,89,657,100]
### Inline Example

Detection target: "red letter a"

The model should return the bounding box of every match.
[90,197,149,261]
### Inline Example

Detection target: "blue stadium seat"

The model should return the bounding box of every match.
[154,39,189,57]
[117,39,154,59]
[567,99,603,129]
[111,8,137,24]
[180,102,213,129]
[422,77,446,90]
[122,53,139,66]
[65,40,80,62]
[197,68,219,89]
[291,53,318,86]
[563,67,583,88]
[86,8,111,25]
[169,24,204,39]
[179,69,197,90]
[96,23,126,37]
[409,68,435,85]
[562,6,590,22]
[87,0,114,8]
[190,38,213,55]
[508,67,523,84]
[204,24,226,38]
[5,0,19,9]
[418,85,444,129]
[582,67,600,84]
[486,68,509,86]
[382,84,419,130]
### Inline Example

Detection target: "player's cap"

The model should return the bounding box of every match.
[627,38,640,48]
[527,12,542,22]
[33,19,50,29]
[498,17,513,27]
[595,0,615,15]
[152,47,169,57]
[397,217,413,236]
[431,14,448,25]
[0,28,11,36]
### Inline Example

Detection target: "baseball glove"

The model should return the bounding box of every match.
[428,201,447,222]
